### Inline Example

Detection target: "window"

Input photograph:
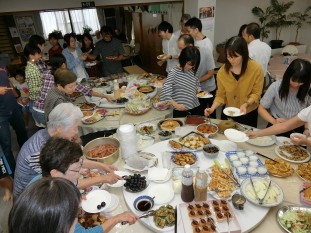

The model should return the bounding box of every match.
[40,8,100,38]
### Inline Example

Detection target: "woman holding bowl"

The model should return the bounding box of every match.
[204,36,264,127]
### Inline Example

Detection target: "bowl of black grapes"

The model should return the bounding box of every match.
[123,174,148,193]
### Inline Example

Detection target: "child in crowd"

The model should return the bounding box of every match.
[14,70,30,128]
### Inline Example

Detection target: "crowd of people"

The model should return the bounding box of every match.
[0,12,311,233]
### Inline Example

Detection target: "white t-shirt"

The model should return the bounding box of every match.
[248,39,271,76]
[298,105,311,127]
[195,37,216,92]
[162,33,179,72]
[71,50,87,83]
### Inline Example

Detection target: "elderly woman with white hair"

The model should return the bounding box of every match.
[13,103,121,200]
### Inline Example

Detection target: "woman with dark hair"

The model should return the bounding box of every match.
[48,32,63,57]
[81,33,95,53]
[160,46,201,117]
[29,34,48,73]
[205,36,264,127]
[258,59,311,137]
[238,24,248,37]
[9,177,80,233]
[62,33,90,82]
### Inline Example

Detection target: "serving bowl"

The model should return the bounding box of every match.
[158,131,172,141]
[202,144,220,158]
[83,137,120,165]
[197,123,218,137]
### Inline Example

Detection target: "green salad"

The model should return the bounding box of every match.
[280,210,311,233]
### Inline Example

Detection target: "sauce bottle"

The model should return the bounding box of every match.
[113,79,120,99]
[194,168,208,202]
[181,164,194,202]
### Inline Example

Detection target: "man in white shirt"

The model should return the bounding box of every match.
[157,21,180,73]
[185,17,216,117]
[243,22,271,76]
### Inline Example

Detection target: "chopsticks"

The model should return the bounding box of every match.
[256,152,279,163]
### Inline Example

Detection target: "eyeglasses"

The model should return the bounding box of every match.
[67,157,84,173]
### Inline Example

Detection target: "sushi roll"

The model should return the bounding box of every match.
[237,152,245,158]
[233,160,242,167]
[248,167,257,175]
[240,157,249,165]
[258,167,268,175]
[230,154,238,161]
[249,155,258,161]
[237,166,247,175]
[249,161,259,168]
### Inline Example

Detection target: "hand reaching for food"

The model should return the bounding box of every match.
[204,107,214,116]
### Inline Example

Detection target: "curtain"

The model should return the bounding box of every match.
[69,9,100,34]
[40,11,71,38]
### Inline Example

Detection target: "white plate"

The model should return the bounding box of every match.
[137,135,155,151]
[148,216,175,232]
[209,139,237,152]
[136,122,157,135]
[148,168,171,183]
[107,171,128,188]
[196,92,213,98]
[81,190,112,213]
[274,145,311,163]
[240,177,284,207]
[247,136,276,147]
[148,184,174,205]
[224,129,249,142]
[102,194,119,212]
[275,136,293,146]
[223,107,242,117]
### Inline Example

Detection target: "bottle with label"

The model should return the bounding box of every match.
[194,168,208,202]
[181,164,194,202]
[113,79,120,99]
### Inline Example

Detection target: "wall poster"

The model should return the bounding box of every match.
[15,16,37,42]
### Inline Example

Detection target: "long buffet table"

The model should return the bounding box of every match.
[90,118,304,233]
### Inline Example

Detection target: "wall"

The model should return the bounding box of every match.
[0,0,181,13]
[214,0,311,53]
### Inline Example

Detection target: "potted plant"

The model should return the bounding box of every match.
[266,0,294,49]
[288,6,311,44]
[251,6,272,41]
[82,25,92,34]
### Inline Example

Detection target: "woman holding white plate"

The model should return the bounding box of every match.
[204,36,264,127]
[258,58,311,137]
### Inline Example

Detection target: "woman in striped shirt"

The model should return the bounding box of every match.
[259,58,311,137]
[160,46,201,118]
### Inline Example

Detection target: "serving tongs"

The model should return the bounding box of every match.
[121,210,155,225]
[259,180,271,205]
[227,117,250,131]
[214,160,240,187]
[178,131,204,141]
[256,152,279,163]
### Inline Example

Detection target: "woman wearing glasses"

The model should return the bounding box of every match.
[13,103,121,200]
[204,36,264,127]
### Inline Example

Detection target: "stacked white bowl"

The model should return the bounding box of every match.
[117,124,138,160]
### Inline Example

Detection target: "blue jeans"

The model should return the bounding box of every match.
[0,107,28,174]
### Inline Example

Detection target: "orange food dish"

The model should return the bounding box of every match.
[197,124,217,134]
[87,144,118,158]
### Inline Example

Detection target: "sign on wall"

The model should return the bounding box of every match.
[15,16,37,42]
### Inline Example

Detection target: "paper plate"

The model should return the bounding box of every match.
[197,92,213,98]
[224,129,249,142]
[81,190,111,213]
[223,107,242,117]
[106,171,128,188]
[209,139,237,152]
[148,184,174,205]
[247,136,276,147]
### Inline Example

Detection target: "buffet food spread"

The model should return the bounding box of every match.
[78,111,311,232]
